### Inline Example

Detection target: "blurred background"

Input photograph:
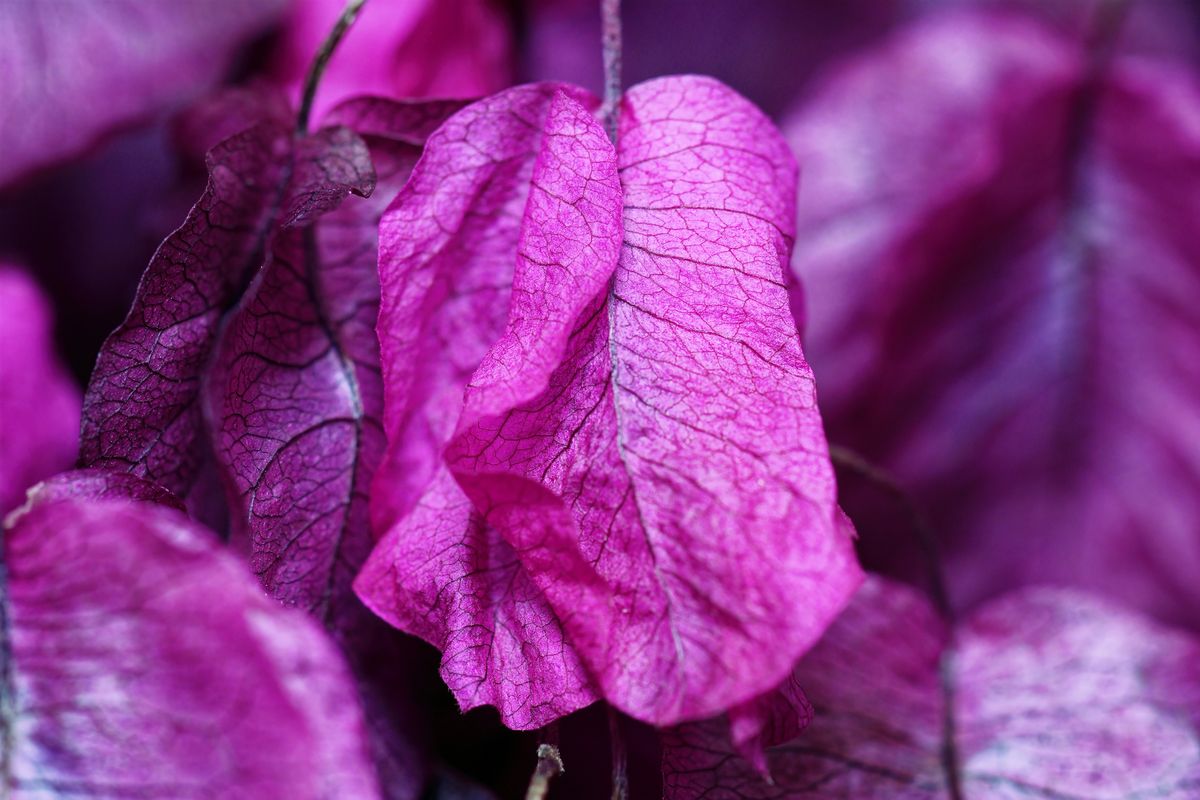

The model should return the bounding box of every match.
[2,0,1198,797]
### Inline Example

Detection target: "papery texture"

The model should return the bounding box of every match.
[270,0,512,119]
[200,98,464,799]
[0,267,80,514]
[663,576,1200,798]
[78,101,448,794]
[0,0,286,186]
[787,10,1200,625]
[79,120,373,503]
[359,84,601,729]
[22,469,185,512]
[206,97,462,625]
[362,77,861,731]
[2,497,379,799]
[449,75,860,725]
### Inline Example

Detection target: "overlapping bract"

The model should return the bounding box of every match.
[2,489,379,800]
[787,9,1200,626]
[79,87,468,798]
[358,76,862,733]
[79,116,374,504]
[663,575,1200,798]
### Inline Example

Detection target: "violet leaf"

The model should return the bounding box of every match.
[663,575,1200,798]
[81,89,463,796]
[0,0,286,186]
[786,9,1200,626]
[79,118,373,506]
[200,96,465,799]
[1,494,380,799]
[22,468,186,512]
[0,266,80,515]
[205,95,465,625]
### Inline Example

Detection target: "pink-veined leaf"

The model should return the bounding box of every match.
[360,77,862,734]
[357,84,603,729]
[1,494,380,799]
[20,468,186,512]
[786,9,1200,627]
[0,266,80,514]
[0,0,286,186]
[663,575,1200,798]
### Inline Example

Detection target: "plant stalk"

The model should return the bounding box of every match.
[599,0,622,142]
[296,0,368,134]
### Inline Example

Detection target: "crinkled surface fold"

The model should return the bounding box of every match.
[360,76,862,737]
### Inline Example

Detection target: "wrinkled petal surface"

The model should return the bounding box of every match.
[2,496,379,799]
[199,98,462,799]
[80,121,373,502]
[449,75,860,725]
[787,9,1200,626]
[360,84,601,729]
[21,468,185,511]
[663,576,1200,798]
[0,266,80,513]
[0,0,285,186]
[363,77,861,731]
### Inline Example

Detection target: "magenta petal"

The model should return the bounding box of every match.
[725,676,812,779]
[355,467,597,728]
[363,84,602,726]
[367,78,860,730]
[663,576,1200,798]
[0,266,80,514]
[446,76,861,726]
[787,9,1200,626]
[368,83,589,533]
[0,0,285,186]
[3,497,379,799]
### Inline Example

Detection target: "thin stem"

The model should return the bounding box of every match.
[608,706,628,800]
[296,0,368,134]
[0,526,13,794]
[599,0,622,142]
[827,445,954,623]
[827,445,963,797]
[524,743,565,800]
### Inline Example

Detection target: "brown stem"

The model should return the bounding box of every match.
[608,706,628,800]
[599,0,622,142]
[296,0,368,134]
[827,445,954,623]
[828,446,964,797]
[524,743,565,800]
